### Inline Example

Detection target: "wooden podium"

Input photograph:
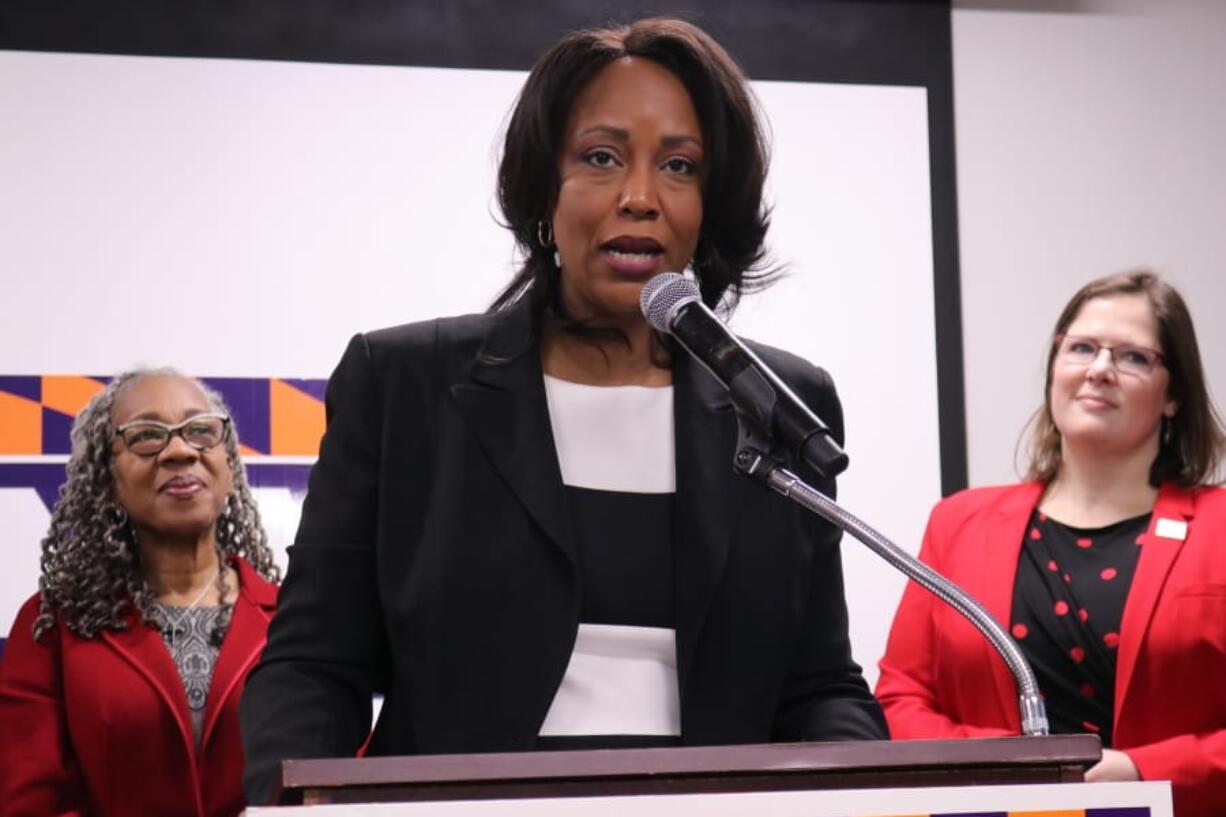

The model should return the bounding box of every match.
[273,735,1101,806]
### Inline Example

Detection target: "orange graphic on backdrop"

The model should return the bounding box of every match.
[270,379,325,456]
[41,376,105,417]
[2,375,327,457]
[0,391,42,454]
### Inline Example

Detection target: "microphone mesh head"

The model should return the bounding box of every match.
[640,272,701,333]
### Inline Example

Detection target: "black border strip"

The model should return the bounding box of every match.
[1,0,968,493]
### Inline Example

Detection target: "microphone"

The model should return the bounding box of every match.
[640,272,848,480]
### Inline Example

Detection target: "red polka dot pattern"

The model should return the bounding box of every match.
[1016,508,1148,749]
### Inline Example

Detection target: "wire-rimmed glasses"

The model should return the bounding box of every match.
[1055,334,1166,377]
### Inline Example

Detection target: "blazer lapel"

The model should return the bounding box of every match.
[1115,483,1194,723]
[672,354,736,691]
[101,611,195,755]
[201,559,277,748]
[449,301,576,567]
[978,482,1044,731]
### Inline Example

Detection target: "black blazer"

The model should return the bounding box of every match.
[241,299,886,803]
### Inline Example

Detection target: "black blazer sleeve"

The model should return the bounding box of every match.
[241,331,394,805]
[755,348,888,742]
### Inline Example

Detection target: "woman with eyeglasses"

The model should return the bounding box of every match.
[876,271,1226,817]
[0,369,281,817]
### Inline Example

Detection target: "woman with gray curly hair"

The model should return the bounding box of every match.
[0,368,281,817]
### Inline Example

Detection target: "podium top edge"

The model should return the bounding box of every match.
[280,735,1102,790]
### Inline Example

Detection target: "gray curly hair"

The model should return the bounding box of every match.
[33,368,281,642]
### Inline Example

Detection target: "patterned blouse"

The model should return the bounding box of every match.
[1009,509,1148,747]
[151,602,231,746]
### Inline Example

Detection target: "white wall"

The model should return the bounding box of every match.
[952,0,1226,487]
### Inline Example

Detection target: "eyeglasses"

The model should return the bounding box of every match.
[115,413,231,456]
[1055,334,1166,376]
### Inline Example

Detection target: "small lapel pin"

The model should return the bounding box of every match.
[1154,518,1188,541]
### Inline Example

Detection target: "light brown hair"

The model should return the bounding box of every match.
[1025,270,1225,487]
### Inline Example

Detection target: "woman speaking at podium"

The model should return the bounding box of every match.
[242,17,886,804]
[876,271,1226,817]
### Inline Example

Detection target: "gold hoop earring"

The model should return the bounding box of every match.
[537,221,562,269]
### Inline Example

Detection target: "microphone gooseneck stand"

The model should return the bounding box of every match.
[728,378,1050,738]
[639,270,1048,736]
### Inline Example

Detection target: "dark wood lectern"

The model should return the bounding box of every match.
[274,735,1101,806]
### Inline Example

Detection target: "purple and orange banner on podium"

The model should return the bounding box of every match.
[246,781,1171,816]
[882,804,1147,809]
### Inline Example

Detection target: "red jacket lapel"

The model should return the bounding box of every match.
[201,558,277,748]
[1114,482,1195,723]
[99,609,198,763]
[98,558,278,763]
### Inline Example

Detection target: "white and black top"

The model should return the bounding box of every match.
[537,375,680,749]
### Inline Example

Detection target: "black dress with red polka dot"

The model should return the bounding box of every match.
[1008,509,1148,747]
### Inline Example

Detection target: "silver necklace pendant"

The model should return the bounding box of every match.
[158,567,221,647]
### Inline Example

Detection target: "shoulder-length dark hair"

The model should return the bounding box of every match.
[1025,270,1225,487]
[492,17,773,324]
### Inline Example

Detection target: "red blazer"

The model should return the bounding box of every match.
[0,558,276,817]
[876,482,1226,817]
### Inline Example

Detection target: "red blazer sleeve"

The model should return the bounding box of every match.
[0,595,89,817]
[874,491,1015,739]
[1126,732,1226,817]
